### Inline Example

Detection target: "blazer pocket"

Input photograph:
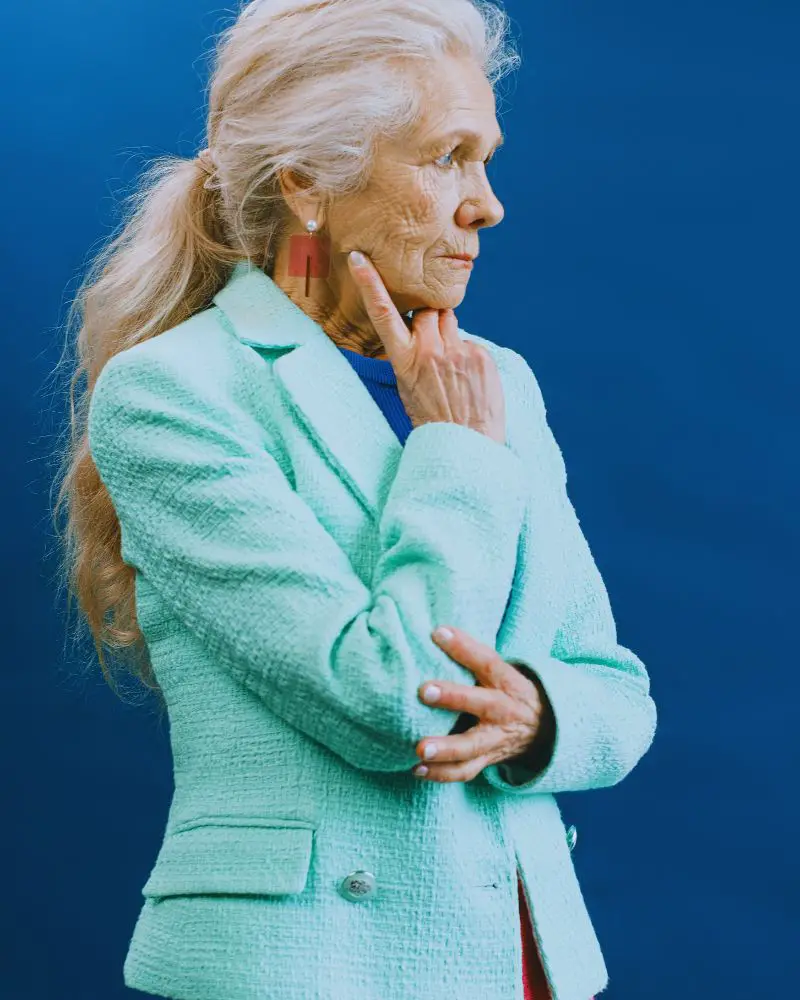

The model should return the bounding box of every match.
[141,819,317,900]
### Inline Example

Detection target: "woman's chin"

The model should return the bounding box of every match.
[397,282,468,314]
[422,288,469,311]
[442,285,468,308]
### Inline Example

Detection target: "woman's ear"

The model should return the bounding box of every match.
[276,167,320,229]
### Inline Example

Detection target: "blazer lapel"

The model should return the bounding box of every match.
[213,261,403,521]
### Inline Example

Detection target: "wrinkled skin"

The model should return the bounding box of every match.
[274,52,505,359]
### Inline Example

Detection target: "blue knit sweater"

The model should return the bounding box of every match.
[336,347,412,442]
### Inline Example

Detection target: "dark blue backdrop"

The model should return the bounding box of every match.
[4,1,797,996]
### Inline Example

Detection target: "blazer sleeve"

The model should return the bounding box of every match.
[87,348,530,775]
[481,351,658,796]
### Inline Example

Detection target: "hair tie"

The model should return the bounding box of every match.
[196,147,218,189]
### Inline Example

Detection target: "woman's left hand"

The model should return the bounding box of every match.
[413,625,555,783]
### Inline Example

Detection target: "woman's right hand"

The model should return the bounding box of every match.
[347,251,507,446]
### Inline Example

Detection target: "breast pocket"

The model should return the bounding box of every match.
[141,818,317,900]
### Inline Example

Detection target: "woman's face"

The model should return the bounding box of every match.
[326,53,506,316]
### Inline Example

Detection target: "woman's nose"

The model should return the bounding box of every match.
[458,172,505,230]
[481,189,505,228]
[459,190,505,230]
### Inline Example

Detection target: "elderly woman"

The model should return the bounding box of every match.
[61,1,657,998]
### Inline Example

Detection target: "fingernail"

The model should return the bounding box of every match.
[423,744,438,759]
[414,765,429,777]
[349,250,366,268]
[433,627,454,643]
[422,685,441,703]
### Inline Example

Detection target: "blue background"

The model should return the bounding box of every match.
[4,0,797,996]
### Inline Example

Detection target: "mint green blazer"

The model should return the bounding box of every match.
[88,261,657,1000]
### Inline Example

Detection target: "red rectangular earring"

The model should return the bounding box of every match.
[288,220,331,296]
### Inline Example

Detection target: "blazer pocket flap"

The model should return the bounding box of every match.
[141,821,316,899]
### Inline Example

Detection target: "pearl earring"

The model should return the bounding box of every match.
[288,218,332,295]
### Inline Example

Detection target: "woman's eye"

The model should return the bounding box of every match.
[434,150,457,169]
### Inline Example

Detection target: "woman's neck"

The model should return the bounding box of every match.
[270,241,390,360]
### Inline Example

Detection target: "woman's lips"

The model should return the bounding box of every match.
[443,255,474,268]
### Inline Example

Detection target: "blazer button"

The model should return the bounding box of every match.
[338,870,377,902]
[566,825,578,852]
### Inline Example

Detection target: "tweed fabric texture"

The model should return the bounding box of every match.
[88,262,657,999]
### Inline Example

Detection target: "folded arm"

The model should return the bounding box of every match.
[88,348,530,775]
[480,352,658,795]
